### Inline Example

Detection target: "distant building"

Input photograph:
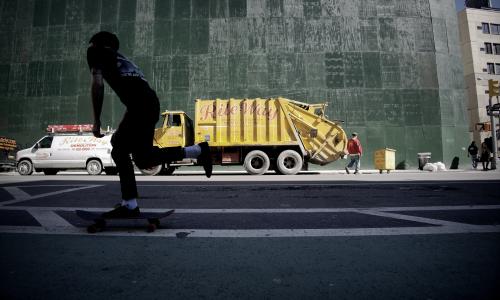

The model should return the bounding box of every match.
[458,7,500,144]
[465,0,491,9]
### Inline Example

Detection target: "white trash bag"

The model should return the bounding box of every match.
[435,162,447,171]
[423,163,438,172]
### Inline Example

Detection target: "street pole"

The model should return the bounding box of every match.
[489,95,497,170]
[487,79,499,170]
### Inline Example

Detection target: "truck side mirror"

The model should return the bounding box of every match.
[34,143,40,149]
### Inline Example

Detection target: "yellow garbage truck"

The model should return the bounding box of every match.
[148,97,347,175]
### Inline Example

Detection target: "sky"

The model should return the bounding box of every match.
[455,0,500,10]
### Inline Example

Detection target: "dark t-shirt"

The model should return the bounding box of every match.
[87,46,157,107]
[468,144,478,155]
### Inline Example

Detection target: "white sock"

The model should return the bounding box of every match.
[183,144,201,158]
[121,199,138,210]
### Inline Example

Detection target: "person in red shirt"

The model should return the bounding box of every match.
[345,132,363,174]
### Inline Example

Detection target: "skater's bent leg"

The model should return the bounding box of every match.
[134,143,211,178]
[133,146,185,170]
[183,144,201,158]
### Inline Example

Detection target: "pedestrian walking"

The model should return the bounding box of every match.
[345,132,363,174]
[467,141,479,169]
[480,140,491,171]
[87,31,212,218]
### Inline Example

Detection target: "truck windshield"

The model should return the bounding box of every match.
[167,114,182,127]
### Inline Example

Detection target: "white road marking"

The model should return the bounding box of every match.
[0,204,499,237]
[28,210,74,228]
[357,210,478,228]
[3,187,31,200]
[0,185,102,206]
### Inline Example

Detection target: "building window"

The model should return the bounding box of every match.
[485,43,493,54]
[487,63,495,74]
[496,64,500,75]
[494,43,500,54]
[492,23,500,35]
[482,22,490,34]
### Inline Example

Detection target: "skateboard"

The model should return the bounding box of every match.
[76,209,175,233]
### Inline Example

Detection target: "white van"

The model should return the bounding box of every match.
[16,125,116,175]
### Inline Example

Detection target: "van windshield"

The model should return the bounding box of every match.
[37,136,53,149]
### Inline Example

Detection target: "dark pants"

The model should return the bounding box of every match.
[111,96,184,200]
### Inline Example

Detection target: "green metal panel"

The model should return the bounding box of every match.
[0,0,469,168]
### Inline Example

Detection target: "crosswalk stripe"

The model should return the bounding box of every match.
[3,187,31,200]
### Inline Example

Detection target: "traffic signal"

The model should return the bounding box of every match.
[489,79,499,97]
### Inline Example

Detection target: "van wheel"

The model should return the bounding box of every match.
[86,159,103,175]
[276,150,303,175]
[140,165,162,176]
[244,150,270,175]
[43,169,58,175]
[17,160,33,176]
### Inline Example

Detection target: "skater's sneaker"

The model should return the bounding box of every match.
[102,205,140,219]
[198,142,212,178]
[345,167,350,174]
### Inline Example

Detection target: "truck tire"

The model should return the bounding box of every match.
[105,167,118,175]
[17,160,33,176]
[160,166,176,175]
[276,150,303,175]
[43,169,58,175]
[86,159,103,175]
[244,150,270,175]
[140,165,162,176]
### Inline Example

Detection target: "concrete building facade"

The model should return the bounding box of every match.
[0,0,469,169]
[458,7,500,146]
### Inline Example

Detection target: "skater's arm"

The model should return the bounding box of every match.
[90,68,105,138]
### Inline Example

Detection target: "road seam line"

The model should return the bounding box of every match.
[1,205,499,213]
[1,226,499,237]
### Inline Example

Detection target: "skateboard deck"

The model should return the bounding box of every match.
[76,209,174,233]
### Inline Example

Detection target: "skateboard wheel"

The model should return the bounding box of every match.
[96,219,106,228]
[147,224,157,233]
[87,225,98,233]
[148,218,160,228]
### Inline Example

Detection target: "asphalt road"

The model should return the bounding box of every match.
[0,170,499,299]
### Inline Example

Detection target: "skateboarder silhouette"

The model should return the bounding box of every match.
[87,31,212,218]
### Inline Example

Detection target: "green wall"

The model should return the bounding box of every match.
[0,0,469,169]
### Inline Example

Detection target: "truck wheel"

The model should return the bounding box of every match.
[276,150,303,175]
[86,159,103,175]
[104,167,118,175]
[17,160,33,176]
[140,165,162,176]
[244,150,270,175]
[43,169,58,175]
[160,166,176,175]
